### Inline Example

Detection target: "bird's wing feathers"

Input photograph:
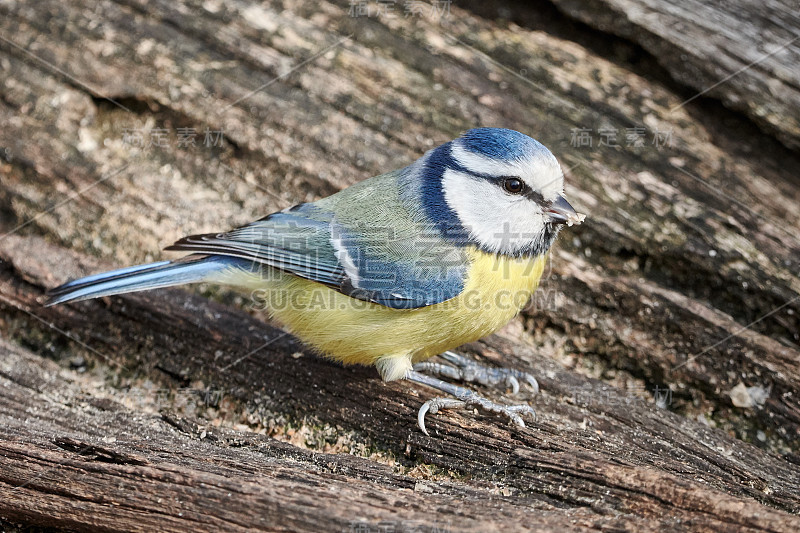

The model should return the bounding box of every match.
[166,206,346,289]
[166,176,469,309]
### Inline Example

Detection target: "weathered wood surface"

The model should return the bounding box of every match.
[1,0,799,531]
[547,0,800,151]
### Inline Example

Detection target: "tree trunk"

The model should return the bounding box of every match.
[1,0,799,531]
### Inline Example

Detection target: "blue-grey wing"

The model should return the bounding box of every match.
[165,202,468,309]
[166,203,344,288]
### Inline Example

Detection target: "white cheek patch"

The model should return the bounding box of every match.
[450,143,565,202]
[442,168,546,254]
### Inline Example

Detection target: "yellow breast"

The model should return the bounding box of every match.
[220,248,547,380]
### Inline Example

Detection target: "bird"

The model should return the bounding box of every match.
[46,127,585,435]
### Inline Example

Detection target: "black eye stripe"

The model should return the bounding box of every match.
[498,176,547,205]
[524,189,547,206]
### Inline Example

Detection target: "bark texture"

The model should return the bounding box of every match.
[1,0,799,531]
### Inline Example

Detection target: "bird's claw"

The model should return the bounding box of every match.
[414,351,540,395]
[417,394,536,436]
[479,367,539,395]
[408,354,539,435]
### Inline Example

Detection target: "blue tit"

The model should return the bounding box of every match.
[47,127,585,434]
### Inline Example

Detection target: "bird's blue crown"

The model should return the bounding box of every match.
[458,127,550,163]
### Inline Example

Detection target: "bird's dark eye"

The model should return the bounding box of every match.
[502,177,525,194]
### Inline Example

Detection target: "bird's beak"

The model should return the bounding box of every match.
[547,195,586,226]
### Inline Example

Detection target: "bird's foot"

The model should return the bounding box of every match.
[405,370,536,436]
[417,395,536,436]
[412,351,539,395]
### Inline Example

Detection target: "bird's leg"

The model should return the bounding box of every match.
[405,370,536,436]
[412,351,539,395]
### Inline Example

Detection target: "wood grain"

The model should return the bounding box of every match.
[1,0,799,530]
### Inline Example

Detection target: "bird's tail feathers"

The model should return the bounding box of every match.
[45,255,239,306]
